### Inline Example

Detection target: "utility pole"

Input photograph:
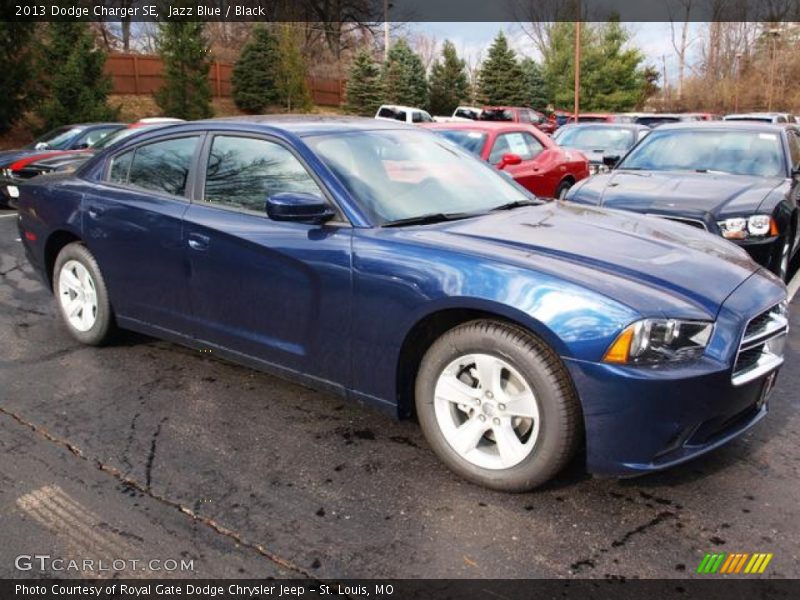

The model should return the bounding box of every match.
[384,0,390,58]
[766,28,780,111]
[661,54,668,110]
[573,0,581,123]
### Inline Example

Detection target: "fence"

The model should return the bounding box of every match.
[103,54,346,106]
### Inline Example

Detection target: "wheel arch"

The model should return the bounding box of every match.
[44,229,83,290]
[394,301,571,420]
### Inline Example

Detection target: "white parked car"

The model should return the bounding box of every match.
[375,105,434,124]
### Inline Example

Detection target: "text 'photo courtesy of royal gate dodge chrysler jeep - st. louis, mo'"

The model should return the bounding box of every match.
[15,116,788,492]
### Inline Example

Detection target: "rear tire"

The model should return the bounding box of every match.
[415,319,582,492]
[53,242,115,346]
[555,180,573,200]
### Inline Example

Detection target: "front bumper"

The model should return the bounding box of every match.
[567,269,787,476]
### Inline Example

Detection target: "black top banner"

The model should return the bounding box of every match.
[3,579,800,600]
[4,0,800,22]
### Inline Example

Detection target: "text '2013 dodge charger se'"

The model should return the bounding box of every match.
[16,117,788,491]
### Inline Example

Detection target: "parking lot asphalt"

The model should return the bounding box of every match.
[0,208,798,580]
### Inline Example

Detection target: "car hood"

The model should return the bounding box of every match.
[575,170,784,217]
[29,150,94,169]
[402,202,761,317]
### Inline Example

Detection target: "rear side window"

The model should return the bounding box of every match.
[109,136,200,197]
[203,135,324,212]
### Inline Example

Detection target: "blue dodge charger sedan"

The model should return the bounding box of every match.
[16,117,788,491]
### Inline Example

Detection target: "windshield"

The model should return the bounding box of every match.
[28,127,81,150]
[307,129,536,225]
[435,130,488,155]
[618,129,786,177]
[553,126,634,152]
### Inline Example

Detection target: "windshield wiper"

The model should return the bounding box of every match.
[490,199,541,211]
[382,212,474,227]
[694,169,730,175]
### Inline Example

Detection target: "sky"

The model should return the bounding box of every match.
[411,22,703,80]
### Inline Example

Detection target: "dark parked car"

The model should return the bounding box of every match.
[567,122,800,281]
[0,122,124,207]
[552,123,650,174]
[10,120,182,181]
[480,106,556,134]
[17,117,788,491]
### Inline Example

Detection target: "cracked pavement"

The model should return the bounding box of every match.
[0,209,799,579]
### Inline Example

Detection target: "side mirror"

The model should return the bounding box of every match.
[34,142,50,150]
[266,192,335,224]
[603,154,620,168]
[498,153,522,170]
[792,166,800,180]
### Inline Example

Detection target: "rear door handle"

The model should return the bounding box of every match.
[187,233,210,251]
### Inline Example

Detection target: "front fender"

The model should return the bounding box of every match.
[350,231,638,408]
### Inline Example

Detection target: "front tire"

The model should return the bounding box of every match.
[415,320,582,492]
[53,242,115,345]
[774,235,792,283]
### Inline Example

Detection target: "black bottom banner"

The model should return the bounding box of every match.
[2,579,799,600]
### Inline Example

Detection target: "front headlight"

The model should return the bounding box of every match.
[603,318,714,364]
[717,215,777,240]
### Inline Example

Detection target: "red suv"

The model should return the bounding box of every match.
[480,106,557,135]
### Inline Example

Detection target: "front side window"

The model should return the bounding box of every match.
[109,136,199,196]
[488,132,538,163]
[203,135,323,212]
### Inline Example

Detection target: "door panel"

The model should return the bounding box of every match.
[82,184,191,332]
[183,205,352,383]
[82,135,201,332]
[183,133,352,385]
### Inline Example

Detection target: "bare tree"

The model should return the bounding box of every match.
[667,0,694,101]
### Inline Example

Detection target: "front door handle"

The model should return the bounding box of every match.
[87,206,104,219]
[187,233,210,251]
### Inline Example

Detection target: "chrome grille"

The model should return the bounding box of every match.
[732,303,789,386]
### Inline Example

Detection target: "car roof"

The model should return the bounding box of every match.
[422,121,541,133]
[148,115,418,137]
[377,105,426,112]
[647,121,793,132]
[557,122,650,131]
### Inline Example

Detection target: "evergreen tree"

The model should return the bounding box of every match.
[275,25,312,111]
[232,26,280,113]
[542,21,650,111]
[428,40,470,116]
[520,57,550,111]
[155,20,213,120]
[0,19,35,133]
[478,32,527,105]
[344,48,383,116]
[36,23,118,132]
[381,39,428,108]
